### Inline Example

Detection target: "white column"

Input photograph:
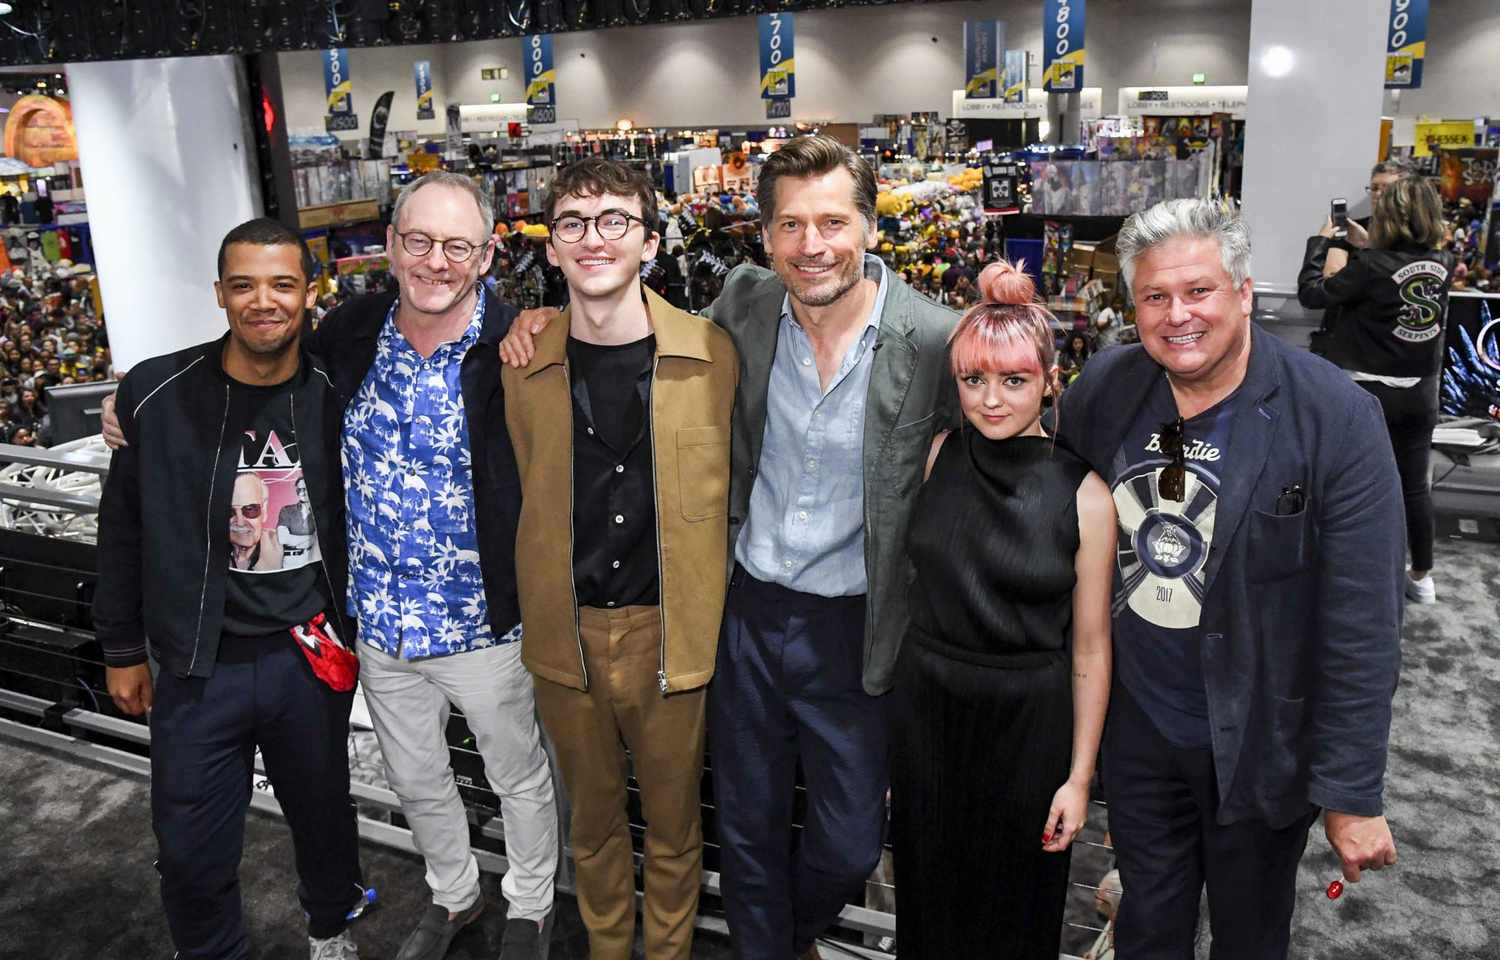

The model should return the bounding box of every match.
[67,56,262,372]
[1239,0,1388,295]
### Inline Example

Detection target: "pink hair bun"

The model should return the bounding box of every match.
[977,259,1035,307]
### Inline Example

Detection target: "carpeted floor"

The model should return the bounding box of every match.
[1285,536,1500,959]
[0,737,733,959]
[0,537,1494,959]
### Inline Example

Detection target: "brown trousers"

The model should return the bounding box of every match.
[532,605,707,960]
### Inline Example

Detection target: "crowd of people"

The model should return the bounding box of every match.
[0,264,111,447]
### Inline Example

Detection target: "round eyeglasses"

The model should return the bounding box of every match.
[550,210,650,244]
[396,230,489,262]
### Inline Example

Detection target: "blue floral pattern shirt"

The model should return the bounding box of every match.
[342,290,519,658]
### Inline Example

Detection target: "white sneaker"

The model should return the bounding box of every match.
[310,930,360,960]
[1404,575,1437,604]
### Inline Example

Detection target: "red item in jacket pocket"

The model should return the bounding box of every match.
[291,612,359,692]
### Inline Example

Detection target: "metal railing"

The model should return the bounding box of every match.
[0,458,1116,958]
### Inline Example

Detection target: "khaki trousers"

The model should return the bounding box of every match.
[532,605,706,960]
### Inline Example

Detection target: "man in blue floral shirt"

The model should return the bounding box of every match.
[329,174,558,960]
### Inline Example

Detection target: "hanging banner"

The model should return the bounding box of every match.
[1042,0,1085,93]
[324,48,356,131]
[1003,50,1027,103]
[759,13,795,100]
[414,60,435,120]
[963,20,1003,100]
[1384,0,1428,90]
[523,34,555,107]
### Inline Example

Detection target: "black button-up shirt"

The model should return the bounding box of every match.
[566,335,660,609]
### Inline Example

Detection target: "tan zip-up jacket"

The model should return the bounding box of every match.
[503,287,738,693]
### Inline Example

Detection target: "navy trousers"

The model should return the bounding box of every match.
[1105,685,1319,960]
[708,566,887,960]
[149,635,363,959]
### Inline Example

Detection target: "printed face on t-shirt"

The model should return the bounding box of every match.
[229,427,321,575]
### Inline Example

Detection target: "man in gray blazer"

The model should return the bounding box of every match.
[502,135,956,960]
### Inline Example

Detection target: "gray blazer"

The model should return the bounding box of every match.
[706,263,958,695]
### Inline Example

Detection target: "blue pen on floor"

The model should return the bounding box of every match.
[346,885,379,921]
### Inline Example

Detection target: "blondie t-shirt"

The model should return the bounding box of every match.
[222,377,333,638]
[1109,377,1240,748]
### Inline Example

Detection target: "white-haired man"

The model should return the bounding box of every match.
[1056,199,1403,958]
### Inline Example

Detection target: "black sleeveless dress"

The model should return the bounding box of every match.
[890,430,1091,959]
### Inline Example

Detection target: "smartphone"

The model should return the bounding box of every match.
[1330,198,1348,238]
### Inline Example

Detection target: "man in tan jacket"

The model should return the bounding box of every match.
[502,158,737,960]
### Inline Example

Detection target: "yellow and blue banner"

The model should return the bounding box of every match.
[964,20,1002,100]
[524,34,555,107]
[1042,0,1085,93]
[1003,49,1027,103]
[414,59,434,120]
[1384,0,1427,90]
[324,48,353,117]
[759,13,795,100]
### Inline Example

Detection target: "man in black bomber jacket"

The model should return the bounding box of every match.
[94,219,366,960]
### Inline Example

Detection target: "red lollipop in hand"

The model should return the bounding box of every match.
[1326,879,1344,900]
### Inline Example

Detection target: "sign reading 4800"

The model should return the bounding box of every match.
[1043,0,1085,92]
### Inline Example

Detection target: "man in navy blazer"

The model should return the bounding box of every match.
[1056,199,1403,959]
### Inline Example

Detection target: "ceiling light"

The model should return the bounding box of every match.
[1259,45,1295,79]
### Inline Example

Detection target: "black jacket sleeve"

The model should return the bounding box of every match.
[92,374,148,667]
[1297,236,1370,310]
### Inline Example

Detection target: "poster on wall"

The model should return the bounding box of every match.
[523,35,556,107]
[1438,148,1498,208]
[1384,0,1428,90]
[1003,50,1028,103]
[414,60,435,120]
[964,20,1003,100]
[1441,295,1500,421]
[759,13,795,100]
[1042,0,1085,93]
[324,48,357,132]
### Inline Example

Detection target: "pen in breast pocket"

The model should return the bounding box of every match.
[1275,483,1305,515]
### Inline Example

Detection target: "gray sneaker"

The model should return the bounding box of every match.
[499,905,554,959]
[397,896,485,960]
[309,930,360,960]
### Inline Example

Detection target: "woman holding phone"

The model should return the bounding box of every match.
[1298,174,1454,604]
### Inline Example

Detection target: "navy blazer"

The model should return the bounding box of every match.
[1056,326,1404,828]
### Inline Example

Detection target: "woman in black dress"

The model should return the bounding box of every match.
[890,259,1116,958]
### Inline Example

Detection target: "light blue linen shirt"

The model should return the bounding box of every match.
[734,255,889,597]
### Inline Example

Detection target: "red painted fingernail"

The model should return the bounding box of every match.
[1042,833,1052,843]
[1326,880,1344,900]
